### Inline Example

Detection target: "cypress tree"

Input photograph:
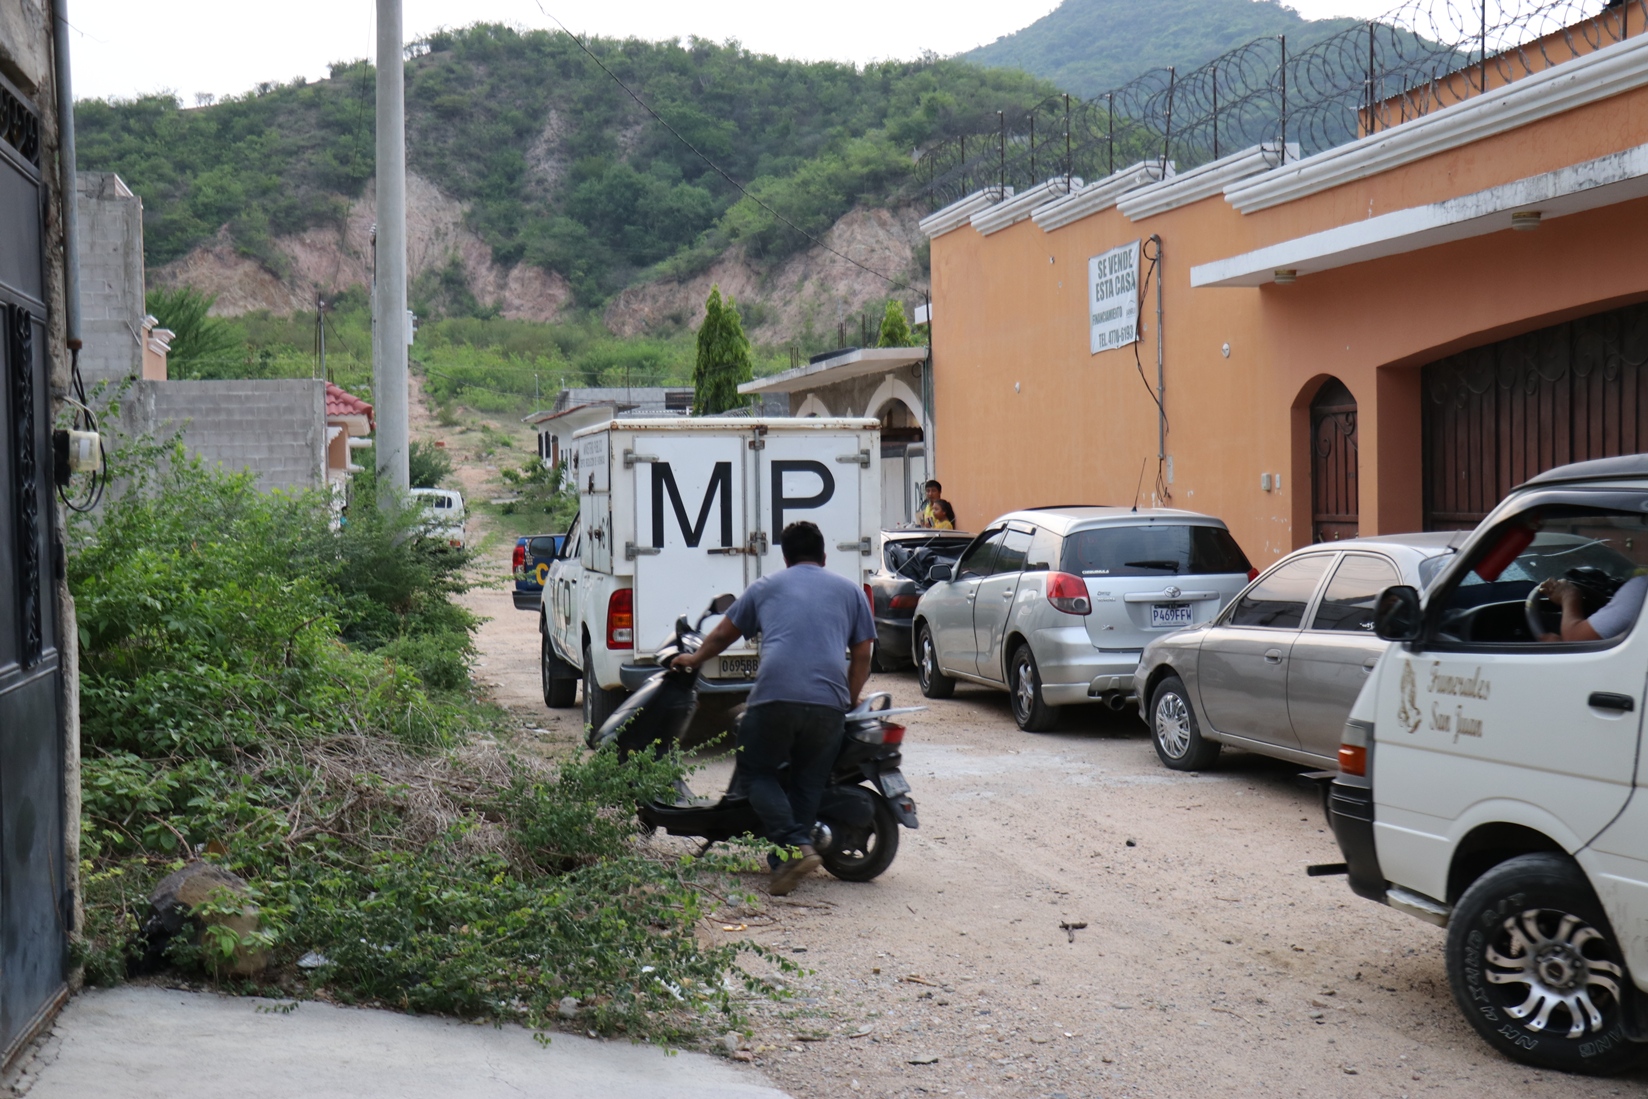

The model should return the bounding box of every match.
[693,285,753,415]
[877,300,912,347]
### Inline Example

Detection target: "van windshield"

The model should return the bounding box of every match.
[1060,524,1251,577]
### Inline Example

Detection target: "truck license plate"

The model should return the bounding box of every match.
[1150,603,1194,628]
[878,770,911,798]
[719,655,760,679]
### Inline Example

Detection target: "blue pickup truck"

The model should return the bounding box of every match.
[511,533,566,611]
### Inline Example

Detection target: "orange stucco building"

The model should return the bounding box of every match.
[924,14,1648,566]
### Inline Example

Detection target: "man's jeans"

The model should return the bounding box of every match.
[737,701,845,849]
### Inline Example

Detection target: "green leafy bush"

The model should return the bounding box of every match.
[71,439,775,1039]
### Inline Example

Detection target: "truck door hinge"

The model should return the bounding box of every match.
[836,449,871,467]
[624,542,662,560]
[747,437,766,451]
[837,537,873,556]
[622,449,659,468]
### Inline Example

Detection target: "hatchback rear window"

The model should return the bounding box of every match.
[1060,524,1251,577]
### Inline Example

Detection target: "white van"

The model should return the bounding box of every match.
[539,418,881,732]
[1330,455,1648,1074]
[410,487,466,549]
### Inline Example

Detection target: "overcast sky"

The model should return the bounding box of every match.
[67,0,1402,103]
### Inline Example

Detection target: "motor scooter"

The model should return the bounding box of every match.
[591,600,920,882]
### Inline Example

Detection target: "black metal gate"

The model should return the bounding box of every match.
[1310,377,1359,542]
[1422,300,1648,531]
[0,75,68,1063]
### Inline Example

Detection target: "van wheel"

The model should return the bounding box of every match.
[1446,853,1644,1074]
[582,639,625,735]
[1008,644,1059,732]
[1150,675,1220,771]
[915,624,954,699]
[542,635,578,709]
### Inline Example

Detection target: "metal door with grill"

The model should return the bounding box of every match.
[1422,301,1648,530]
[0,76,67,1063]
[1310,378,1359,542]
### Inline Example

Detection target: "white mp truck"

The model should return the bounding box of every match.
[538,417,883,731]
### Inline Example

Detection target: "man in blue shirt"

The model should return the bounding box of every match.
[673,521,876,895]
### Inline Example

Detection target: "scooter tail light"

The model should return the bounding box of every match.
[880,723,905,746]
[1338,744,1367,777]
[1045,572,1092,615]
[607,588,634,650]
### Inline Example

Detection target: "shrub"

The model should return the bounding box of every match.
[70,438,776,1039]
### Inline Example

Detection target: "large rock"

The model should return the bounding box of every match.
[145,862,269,977]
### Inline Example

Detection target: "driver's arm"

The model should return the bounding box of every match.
[1542,579,1602,642]
[671,617,743,670]
[847,638,873,705]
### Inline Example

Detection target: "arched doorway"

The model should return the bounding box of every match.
[1311,378,1359,542]
[876,399,926,529]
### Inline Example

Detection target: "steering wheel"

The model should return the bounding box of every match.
[1524,582,1555,640]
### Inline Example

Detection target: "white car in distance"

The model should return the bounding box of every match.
[410,487,466,549]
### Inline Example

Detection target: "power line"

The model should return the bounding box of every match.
[534,3,916,296]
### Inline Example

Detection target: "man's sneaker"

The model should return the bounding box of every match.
[769,846,822,896]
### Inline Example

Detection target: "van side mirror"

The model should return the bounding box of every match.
[1374,585,1423,642]
[927,563,953,583]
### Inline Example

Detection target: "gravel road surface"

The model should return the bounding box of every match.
[463,557,1648,1099]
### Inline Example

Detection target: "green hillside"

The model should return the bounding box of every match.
[964,0,1360,97]
[75,25,1053,309]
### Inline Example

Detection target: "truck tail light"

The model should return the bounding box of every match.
[864,583,875,611]
[1338,744,1367,776]
[889,593,920,611]
[607,588,634,649]
[511,541,526,576]
[1045,572,1091,615]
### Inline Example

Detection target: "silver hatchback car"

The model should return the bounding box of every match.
[912,507,1254,730]
[1133,533,1459,771]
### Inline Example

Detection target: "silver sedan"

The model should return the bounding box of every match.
[1133,533,1459,771]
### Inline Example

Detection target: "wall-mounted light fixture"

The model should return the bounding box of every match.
[1273,269,1298,284]
[1511,211,1542,231]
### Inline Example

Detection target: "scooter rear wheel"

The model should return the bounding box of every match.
[819,790,900,882]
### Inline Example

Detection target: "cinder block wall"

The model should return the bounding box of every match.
[125,379,327,493]
[76,172,144,390]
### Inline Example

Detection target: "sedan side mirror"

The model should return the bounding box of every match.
[927,563,953,582]
[1374,585,1423,642]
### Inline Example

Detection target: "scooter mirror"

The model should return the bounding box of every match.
[708,593,736,614]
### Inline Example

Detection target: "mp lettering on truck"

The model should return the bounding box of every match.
[772,460,835,531]
[651,461,734,549]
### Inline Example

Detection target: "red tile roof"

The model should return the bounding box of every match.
[325,382,374,430]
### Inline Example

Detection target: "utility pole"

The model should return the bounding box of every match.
[373,0,410,505]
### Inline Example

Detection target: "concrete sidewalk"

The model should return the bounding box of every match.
[14,987,792,1099]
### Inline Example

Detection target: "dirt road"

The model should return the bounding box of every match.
[461,549,1647,1099]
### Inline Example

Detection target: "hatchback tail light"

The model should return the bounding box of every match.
[889,593,919,611]
[1045,572,1091,615]
[606,588,634,649]
[512,541,526,576]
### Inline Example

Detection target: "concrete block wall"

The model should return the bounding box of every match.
[77,172,145,390]
[124,379,327,493]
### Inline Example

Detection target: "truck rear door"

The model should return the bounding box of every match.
[630,433,749,652]
[753,429,875,589]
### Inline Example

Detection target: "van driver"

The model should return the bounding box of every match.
[1537,574,1648,642]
